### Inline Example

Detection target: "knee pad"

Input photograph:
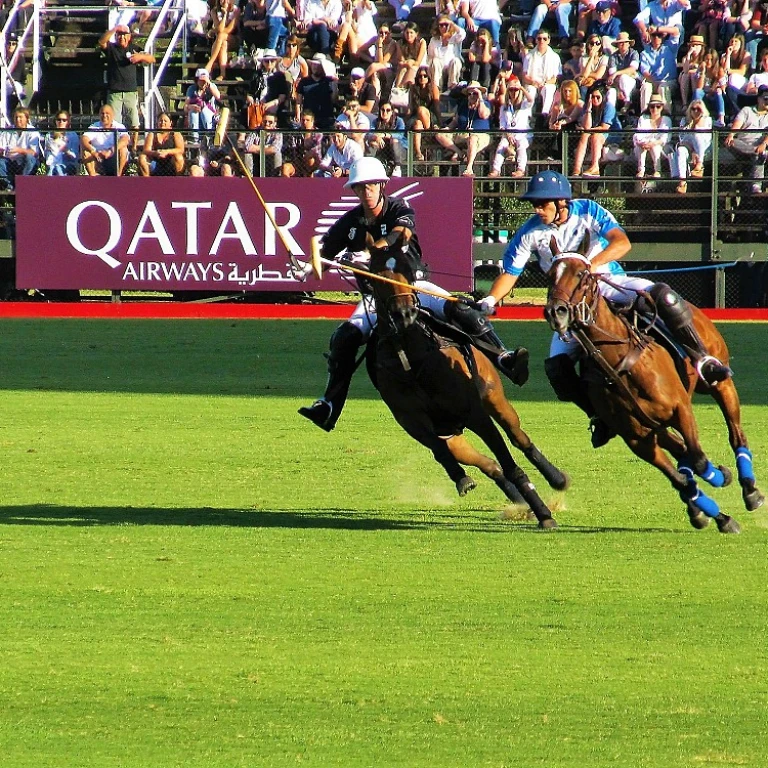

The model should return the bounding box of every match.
[649,283,692,329]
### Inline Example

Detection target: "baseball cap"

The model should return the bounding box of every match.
[595,1,612,11]
[195,67,210,79]
[350,67,365,79]
[7,31,18,42]
[758,84,768,94]
[115,24,131,34]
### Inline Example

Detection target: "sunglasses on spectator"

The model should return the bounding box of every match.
[649,103,662,108]
[380,107,392,112]
[536,36,549,40]
[588,40,601,45]
[691,107,702,112]
[439,23,449,28]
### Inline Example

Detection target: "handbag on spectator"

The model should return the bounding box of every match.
[389,87,410,111]
[247,101,267,129]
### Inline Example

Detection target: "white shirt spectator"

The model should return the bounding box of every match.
[0,124,41,155]
[83,118,130,152]
[319,135,364,171]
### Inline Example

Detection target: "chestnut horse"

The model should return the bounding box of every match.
[368,260,568,529]
[545,248,757,532]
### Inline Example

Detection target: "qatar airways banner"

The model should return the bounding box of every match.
[15,177,473,292]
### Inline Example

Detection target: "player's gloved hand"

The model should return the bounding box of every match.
[477,295,498,316]
[290,262,314,281]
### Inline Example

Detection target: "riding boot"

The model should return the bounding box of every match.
[443,301,529,386]
[650,283,732,385]
[545,354,615,449]
[298,322,364,432]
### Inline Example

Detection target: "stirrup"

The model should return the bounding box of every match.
[497,347,529,386]
[298,399,334,432]
[696,355,732,386]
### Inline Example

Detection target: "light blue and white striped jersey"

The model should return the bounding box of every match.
[502,199,627,278]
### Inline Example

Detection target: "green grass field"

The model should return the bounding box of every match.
[1,319,767,767]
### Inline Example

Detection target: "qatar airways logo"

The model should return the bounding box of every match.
[64,199,306,271]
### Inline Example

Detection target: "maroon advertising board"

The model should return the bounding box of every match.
[16,176,474,292]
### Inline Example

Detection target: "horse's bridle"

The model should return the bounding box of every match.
[546,255,601,332]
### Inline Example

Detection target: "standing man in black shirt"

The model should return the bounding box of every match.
[298,157,529,432]
[98,24,156,138]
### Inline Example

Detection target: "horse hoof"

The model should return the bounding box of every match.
[456,476,477,496]
[743,488,765,511]
[550,472,571,491]
[687,506,710,530]
[538,517,558,530]
[719,465,733,487]
[715,513,741,534]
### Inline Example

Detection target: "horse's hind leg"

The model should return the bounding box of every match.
[446,434,526,505]
[471,415,557,529]
[479,370,570,491]
[708,379,764,511]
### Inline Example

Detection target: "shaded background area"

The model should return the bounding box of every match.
[0,319,766,405]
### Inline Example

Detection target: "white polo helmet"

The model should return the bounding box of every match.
[344,157,390,188]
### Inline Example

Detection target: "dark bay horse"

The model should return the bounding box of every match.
[368,259,568,529]
[544,248,755,533]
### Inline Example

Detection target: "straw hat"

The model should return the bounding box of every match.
[611,32,635,48]
[465,80,487,95]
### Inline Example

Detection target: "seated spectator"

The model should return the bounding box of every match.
[434,80,492,176]
[241,0,269,53]
[546,78,584,157]
[526,0,573,49]
[466,27,500,90]
[395,22,428,87]
[572,82,622,176]
[0,107,40,189]
[669,99,713,193]
[342,67,378,114]
[488,59,521,113]
[295,53,338,131]
[723,84,768,193]
[745,48,768,93]
[722,33,752,117]
[335,0,378,64]
[427,16,466,91]
[488,76,534,176]
[633,93,671,177]
[138,111,185,176]
[574,0,600,43]
[606,31,640,112]
[458,0,503,45]
[335,98,372,147]
[678,34,706,109]
[81,104,130,176]
[365,23,401,98]
[302,0,344,56]
[745,0,768,63]
[634,0,690,55]
[185,68,221,143]
[389,0,422,27]
[588,1,620,52]
[406,66,442,159]
[694,0,729,50]
[721,0,752,44]
[521,30,562,119]
[206,0,241,80]
[365,101,407,175]
[281,109,325,176]
[503,25,528,78]
[43,110,80,176]
[575,34,609,99]
[694,47,726,125]
[315,125,365,176]
[242,114,284,175]
[638,30,678,113]
[436,0,460,21]
[563,38,586,79]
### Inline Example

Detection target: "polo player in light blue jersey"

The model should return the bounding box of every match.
[480,170,732,448]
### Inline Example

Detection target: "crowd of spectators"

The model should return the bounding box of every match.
[1,0,768,190]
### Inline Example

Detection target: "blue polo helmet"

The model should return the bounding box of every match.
[521,170,572,201]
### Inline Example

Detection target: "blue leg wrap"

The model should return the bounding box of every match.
[736,447,755,483]
[680,459,725,488]
[678,466,721,517]
[700,460,726,488]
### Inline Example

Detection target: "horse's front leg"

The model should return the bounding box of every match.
[624,433,740,534]
[708,379,764,511]
[390,409,475,496]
